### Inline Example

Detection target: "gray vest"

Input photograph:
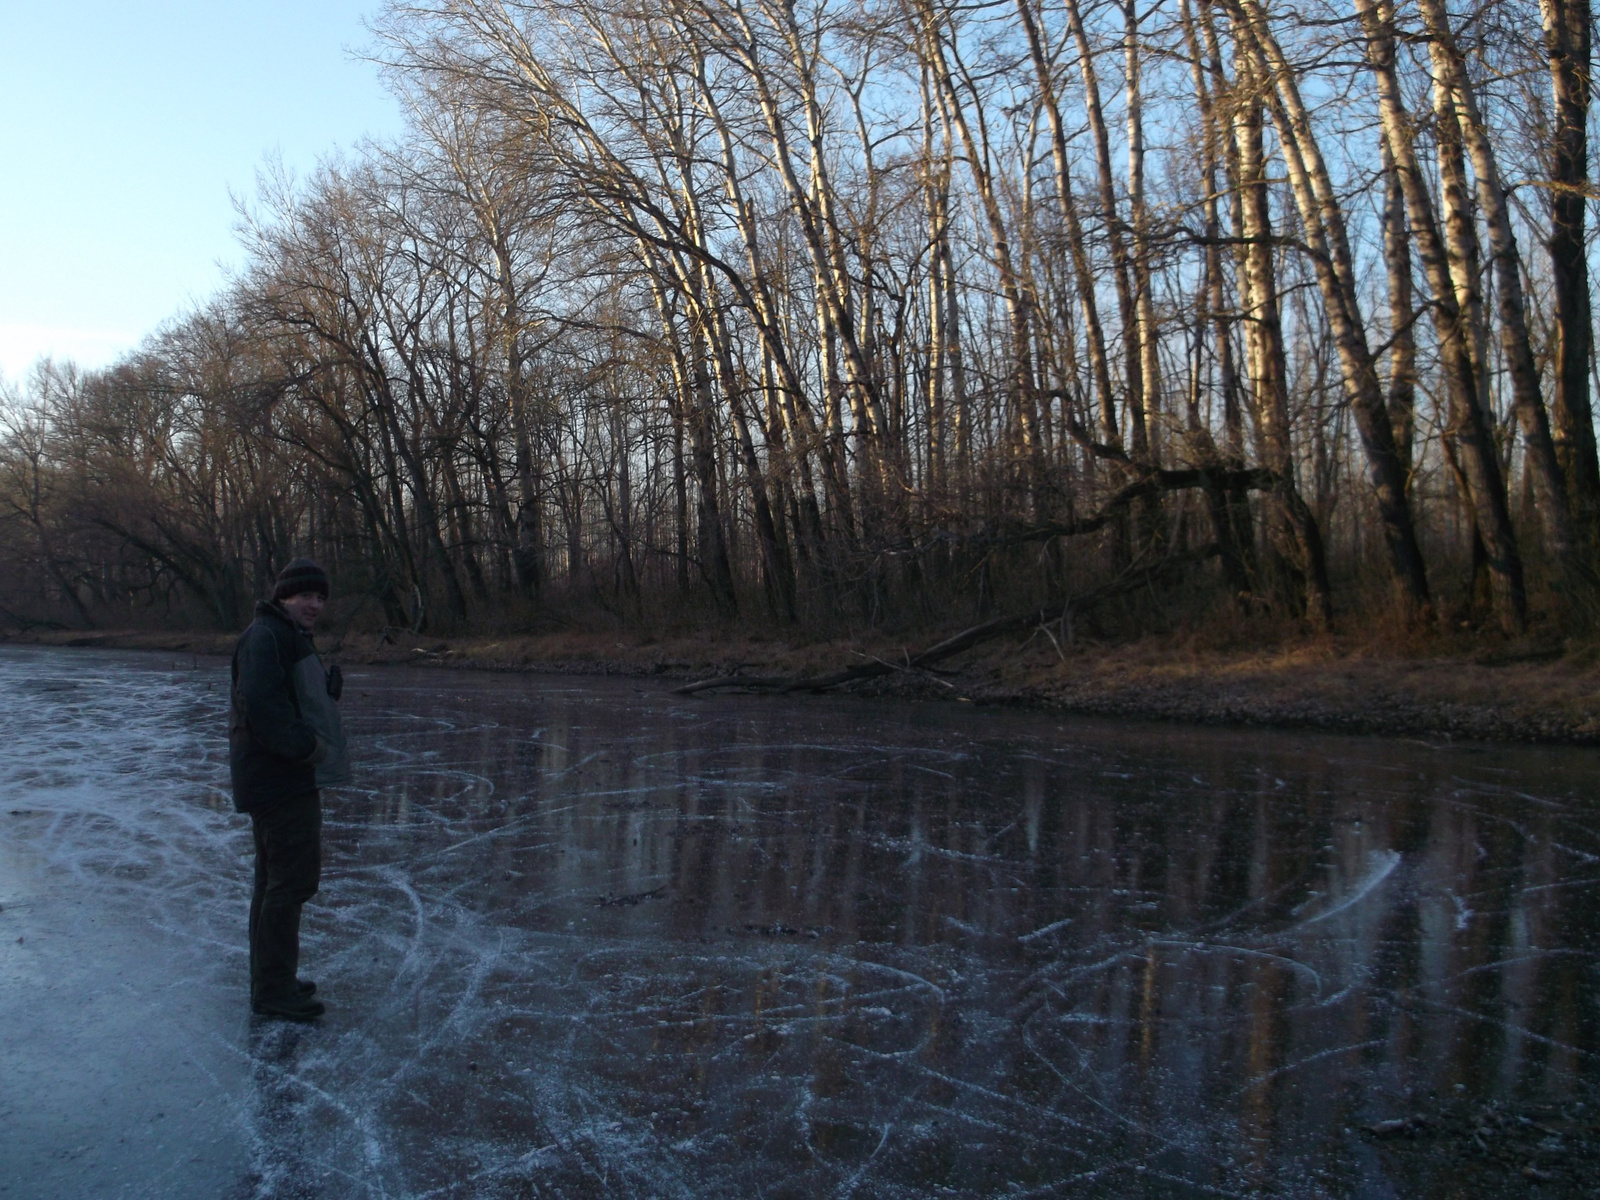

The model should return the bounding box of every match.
[292,655,352,787]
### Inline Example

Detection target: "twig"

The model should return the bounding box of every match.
[851,650,957,689]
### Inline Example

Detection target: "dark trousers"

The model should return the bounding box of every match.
[249,790,322,1002]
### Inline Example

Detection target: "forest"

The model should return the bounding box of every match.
[1,0,1596,648]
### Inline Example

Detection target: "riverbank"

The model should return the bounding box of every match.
[9,624,1599,745]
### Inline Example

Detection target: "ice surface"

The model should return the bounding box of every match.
[0,645,1596,1197]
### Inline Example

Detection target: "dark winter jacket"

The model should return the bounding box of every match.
[229,601,351,812]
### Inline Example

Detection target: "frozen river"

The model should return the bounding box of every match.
[0,645,1595,1197]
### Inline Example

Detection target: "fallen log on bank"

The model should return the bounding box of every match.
[675,552,1216,696]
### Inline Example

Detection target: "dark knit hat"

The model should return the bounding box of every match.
[272,557,329,602]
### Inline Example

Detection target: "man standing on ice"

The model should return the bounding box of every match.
[228,557,351,1021]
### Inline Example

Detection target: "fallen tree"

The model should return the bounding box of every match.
[993,467,1273,545]
[675,548,1218,695]
[675,463,1279,697]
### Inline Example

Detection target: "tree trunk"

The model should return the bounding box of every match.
[1179,0,1256,603]
[1125,0,1164,471]
[1232,44,1331,626]
[1016,0,1122,457]
[687,326,738,617]
[1356,0,1525,630]
[1063,0,1148,462]
[1379,137,1417,480]
[1540,0,1600,548]
[920,3,1045,517]
[1226,0,1431,618]
[1419,0,1582,590]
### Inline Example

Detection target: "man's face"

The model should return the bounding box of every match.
[281,591,326,630]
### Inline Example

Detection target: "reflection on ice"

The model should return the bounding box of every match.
[0,645,1596,1197]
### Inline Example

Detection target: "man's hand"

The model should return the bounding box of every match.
[305,735,331,766]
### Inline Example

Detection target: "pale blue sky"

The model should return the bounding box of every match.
[0,1,405,380]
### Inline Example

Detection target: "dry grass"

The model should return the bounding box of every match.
[983,628,1600,742]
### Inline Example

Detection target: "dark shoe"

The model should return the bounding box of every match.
[251,978,316,997]
[253,992,326,1021]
